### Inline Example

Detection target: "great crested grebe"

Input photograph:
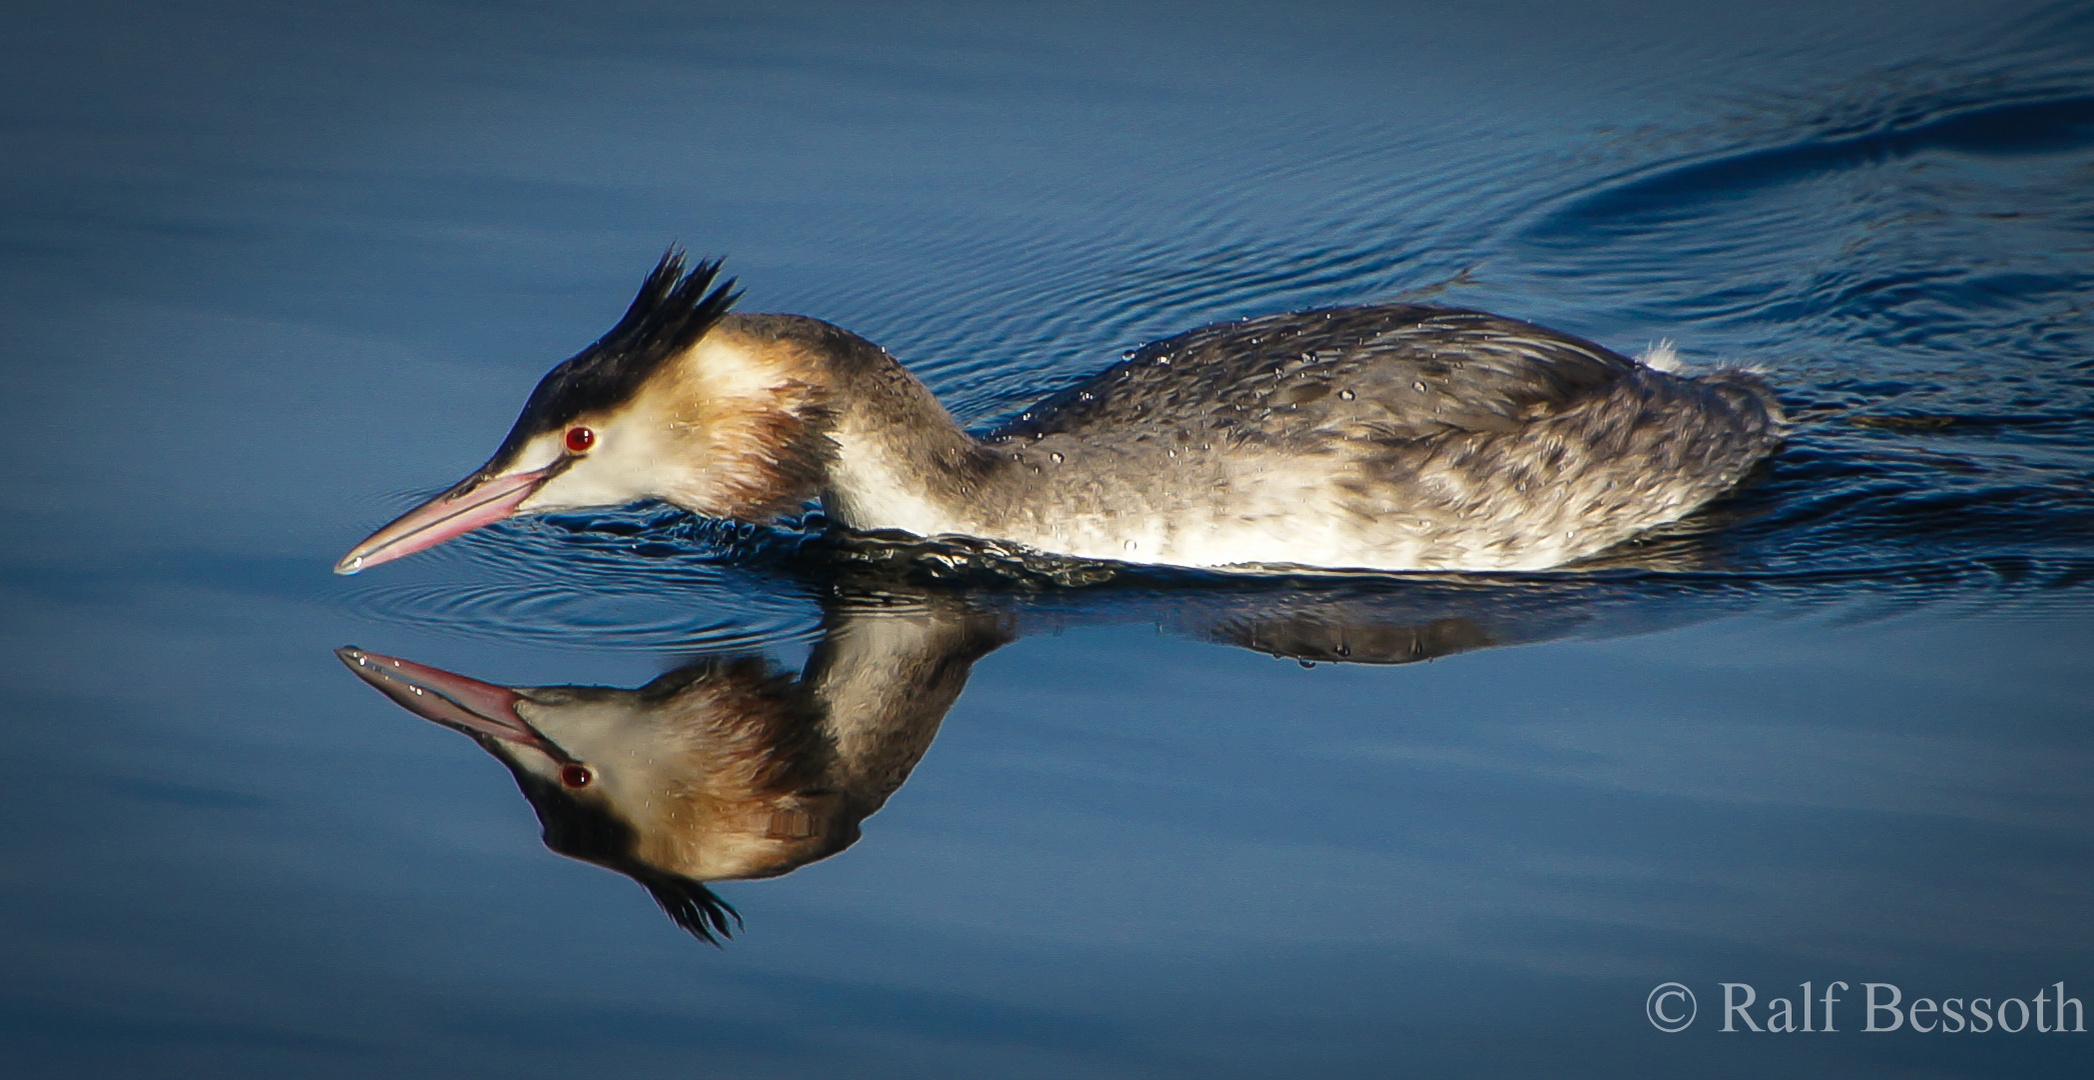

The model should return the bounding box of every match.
[335,252,1783,575]
[336,595,1008,942]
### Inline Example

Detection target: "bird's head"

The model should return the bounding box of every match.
[335,646,854,943]
[336,251,835,575]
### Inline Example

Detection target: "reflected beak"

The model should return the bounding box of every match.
[334,466,554,575]
[334,646,566,758]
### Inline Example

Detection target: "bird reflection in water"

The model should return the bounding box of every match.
[335,573,1768,944]
[338,595,1007,944]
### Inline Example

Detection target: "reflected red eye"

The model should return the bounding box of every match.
[564,427,595,453]
[559,764,593,789]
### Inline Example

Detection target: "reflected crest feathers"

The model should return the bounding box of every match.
[634,868,744,947]
[512,763,748,946]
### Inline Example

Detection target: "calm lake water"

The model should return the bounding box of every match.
[5,1,2094,1076]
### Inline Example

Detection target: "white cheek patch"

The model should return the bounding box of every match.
[517,412,682,512]
[510,335,821,519]
[589,412,684,499]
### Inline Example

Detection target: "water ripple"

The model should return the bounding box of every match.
[332,507,825,650]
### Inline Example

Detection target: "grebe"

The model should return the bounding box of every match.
[337,596,1007,942]
[336,252,1782,575]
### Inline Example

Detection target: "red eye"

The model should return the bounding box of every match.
[559,764,593,789]
[564,427,595,453]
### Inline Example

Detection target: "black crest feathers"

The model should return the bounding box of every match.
[482,249,741,472]
[634,869,745,947]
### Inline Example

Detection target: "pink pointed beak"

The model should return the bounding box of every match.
[334,466,554,575]
[334,646,572,759]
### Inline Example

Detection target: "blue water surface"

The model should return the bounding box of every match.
[4,1,2093,1077]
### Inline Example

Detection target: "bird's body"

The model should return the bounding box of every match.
[794,306,1780,571]
[337,255,1784,576]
